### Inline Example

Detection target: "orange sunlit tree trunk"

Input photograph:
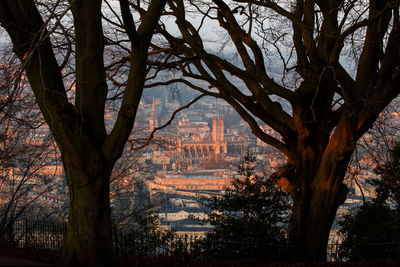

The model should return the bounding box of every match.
[0,0,166,265]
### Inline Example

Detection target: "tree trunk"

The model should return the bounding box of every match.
[60,152,116,267]
[289,188,345,261]
[288,146,351,261]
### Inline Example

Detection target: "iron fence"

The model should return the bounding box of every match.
[0,218,66,257]
[1,218,398,262]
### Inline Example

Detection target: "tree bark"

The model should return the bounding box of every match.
[287,118,355,261]
[60,151,116,266]
[288,167,349,261]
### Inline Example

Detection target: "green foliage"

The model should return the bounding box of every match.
[339,143,400,261]
[196,153,290,260]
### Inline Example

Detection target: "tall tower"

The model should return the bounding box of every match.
[218,115,227,153]
[212,115,226,155]
[212,115,224,141]
[218,115,224,142]
[212,117,217,142]
[149,97,158,131]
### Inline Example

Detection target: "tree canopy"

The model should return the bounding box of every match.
[0,1,166,265]
[141,0,400,260]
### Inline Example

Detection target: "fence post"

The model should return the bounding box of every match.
[24,218,29,253]
[113,226,119,257]
[184,235,188,255]
[6,220,13,244]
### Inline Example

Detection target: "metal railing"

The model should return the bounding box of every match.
[0,218,66,257]
[1,218,398,262]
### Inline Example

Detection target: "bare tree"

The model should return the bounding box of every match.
[144,0,400,261]
[347,99,400,199]
[0,51,64,237]
[0,0,167,265]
